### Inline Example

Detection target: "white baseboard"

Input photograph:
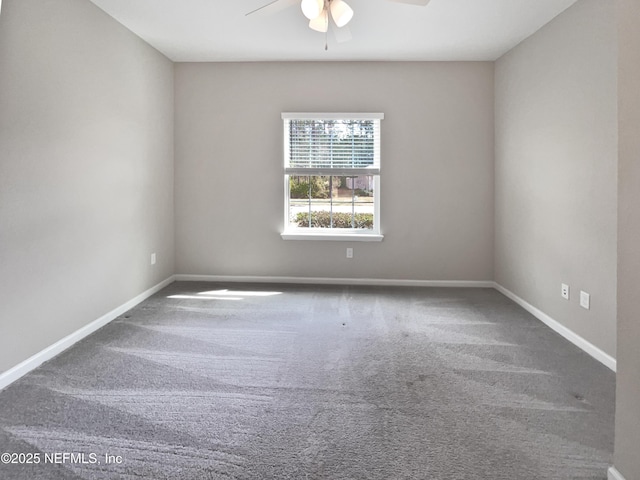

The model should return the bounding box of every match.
[0,275,175,391]
[493,283,617,372]
[174,274,495,289]
[608,467,626,480]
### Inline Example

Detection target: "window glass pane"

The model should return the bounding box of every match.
[288,175,375,230]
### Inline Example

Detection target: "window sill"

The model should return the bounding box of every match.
[281,232,384,242]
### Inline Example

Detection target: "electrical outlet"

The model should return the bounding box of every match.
[580,291,590,310]
[561,283,570,300]
[151,253,156,265]
[346,248,353,259]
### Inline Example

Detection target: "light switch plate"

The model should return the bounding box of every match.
[580,291,590,310]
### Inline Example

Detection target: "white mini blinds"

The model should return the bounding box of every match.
[283,113,383,175]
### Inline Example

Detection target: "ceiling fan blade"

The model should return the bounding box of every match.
[386,0,431,5]
[245,0,298,17]
[246,0,279,16]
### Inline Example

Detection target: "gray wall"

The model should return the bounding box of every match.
[0,0,175,372]
[614,0,640,477]
[494,0,617,357]
[174,62,494,281]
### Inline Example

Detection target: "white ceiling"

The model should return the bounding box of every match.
[88,0,579,62]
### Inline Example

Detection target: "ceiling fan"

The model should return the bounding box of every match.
[246,0,431,47]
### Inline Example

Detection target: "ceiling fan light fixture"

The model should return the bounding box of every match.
[308,8,329,32]
[330,0,353,28]
[301,0,323,20]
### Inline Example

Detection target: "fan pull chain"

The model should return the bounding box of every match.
[325,29,328,50]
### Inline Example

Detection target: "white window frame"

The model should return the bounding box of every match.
[281,112,384,242]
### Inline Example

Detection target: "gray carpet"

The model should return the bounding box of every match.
[0,282,615,479]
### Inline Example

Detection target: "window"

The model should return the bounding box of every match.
[281,112,384,241]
